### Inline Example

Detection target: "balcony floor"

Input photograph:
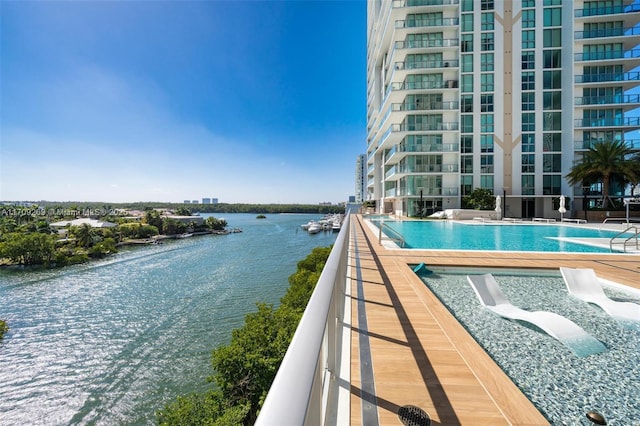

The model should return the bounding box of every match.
[348,214,640,425]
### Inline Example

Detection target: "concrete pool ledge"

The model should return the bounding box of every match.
[350,214,640,425]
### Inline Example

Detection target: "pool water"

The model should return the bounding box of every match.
[376,220,625,253]
[418,268,640,425]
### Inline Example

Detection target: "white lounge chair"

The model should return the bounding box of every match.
[560,267,640,324]
[467,273,606,357]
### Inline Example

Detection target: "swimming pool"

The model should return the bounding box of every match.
[374,219,629,253]
[417,267,640,424]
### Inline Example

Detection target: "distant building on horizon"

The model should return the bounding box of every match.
[191,200,199,204]
[355,154,366,203]
[366,1,640,217]
[212,198,219,204]
[202,198,211,204]
[183,200,191,204]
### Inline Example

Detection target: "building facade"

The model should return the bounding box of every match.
[355,154,368,203]
[366,0,640,217]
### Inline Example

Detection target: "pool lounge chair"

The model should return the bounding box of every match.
[560,267,640,324]
[467,273,606,357]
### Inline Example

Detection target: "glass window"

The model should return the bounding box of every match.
[543,153,561,172]
[543,70,562,89]
[543,111,562,131]
[461,14,474,32]
[462,54,473,72]
[522,30,535,49]
[461,155,473,173]
[481,114,494,132]
[461,94,473,112]
[461,135,473,153]
[543,7,561,27]
[543,0,561,5]
[522,51,535,69]
[543,133,562,151]
[461,175,473,195]
[461,34,473,52]
[480,175,494,190]
[481,155,494,173]
[461,74,474,92]
[461,114,474,132]
[522,154,535,173]
[481,94,493,112]
[461,0,474,12]
[481,53,494,71]
[481,73,494,92]
[543,175,561,195]
[543,91,561,110]
[481,13,494,31]
[481,134,494,152]
[481,33,494,51]
[522,133,535,152]
[522,9,535,28]
[543,29,562,47]
[522,92,535,110]
[522,113,535,131]
[543,49,561,68]
[523,0,535,6]
[522,175,535,195]
[481,0,494,11]
[522,72,535,90]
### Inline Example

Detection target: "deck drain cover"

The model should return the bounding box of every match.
[398,405,431,426]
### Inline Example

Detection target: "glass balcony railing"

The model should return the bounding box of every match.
[575,4,640,18]
[397,163,458,173]
[575,26,640,39]
[390,81,452,91]
[398,121,459,131]
[574,139,640,150]
[391,100,459,111]
[395,17,459,29]
[575,94,640,106]
[394,60,458,71]
[574,117,640,127]
[392,0,459,8]
[574,49,640,61]
[399,142,459,153]
[394,39,459,49]
[399,186,458,196]
[575,71,640,83]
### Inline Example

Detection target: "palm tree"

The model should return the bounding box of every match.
[73,224,98,248]
[566,140,637,209]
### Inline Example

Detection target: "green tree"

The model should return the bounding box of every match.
[566,140,637,209]
[71,224,99,248]
[144,210,164,230]
[463,188,495,210]
[0,232,57,266]
[205,217,228,231]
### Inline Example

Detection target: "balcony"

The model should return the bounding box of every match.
[574,48,640,62]
[395,17,459,29]
[392,0,459,8]
[398,121,459,131]
[575,3,640,18]
[574,117,640,130]
[574,94,640,109]
[574,71,640,84]
[575,26,640,40]
[394,59,458,71]
[574,138,640,151]
[390,80,458,91]
[394,39,459,50]
[391,100,459,112]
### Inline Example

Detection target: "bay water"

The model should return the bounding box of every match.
[0,213,338,425]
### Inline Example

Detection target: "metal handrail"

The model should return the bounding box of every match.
[256,213,351,425]
[609,226,640,252]
[378,221,406,247]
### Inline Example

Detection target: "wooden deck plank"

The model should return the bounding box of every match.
[349,214,640,425]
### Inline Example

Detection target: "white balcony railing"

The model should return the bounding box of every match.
[256,214,352,425]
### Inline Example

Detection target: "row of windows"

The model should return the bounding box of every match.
[522,91,562,111]
[522,49,562,69]
[460,154,562,175]
[460,175,562,197]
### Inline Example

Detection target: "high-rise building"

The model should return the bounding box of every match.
[355,154,367,203]
[366,0,640,217]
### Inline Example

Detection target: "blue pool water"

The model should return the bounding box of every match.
[375,220,625,252]
[418,268,640,425]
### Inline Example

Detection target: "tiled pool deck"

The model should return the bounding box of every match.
[348,214,640,425]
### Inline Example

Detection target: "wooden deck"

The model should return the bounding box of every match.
[348,214,640,425]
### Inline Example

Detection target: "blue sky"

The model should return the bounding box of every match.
[1,0,367,204]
